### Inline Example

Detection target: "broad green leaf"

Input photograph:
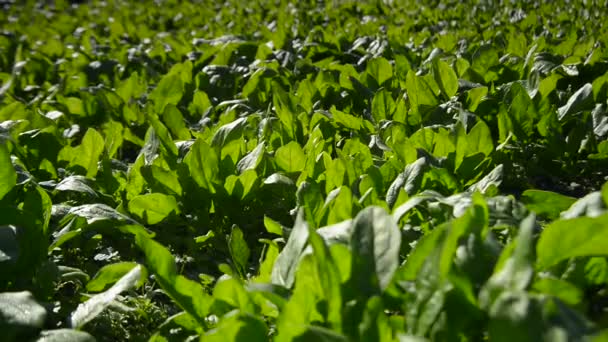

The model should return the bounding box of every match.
[69,265,143,328]
[308,226,342,331]
[366,57,393,86]
[255,240,280,282]
[63,203,138,226]
[134,234,210,325]
[211,117,247,147]
[358,296,392,342]
[532,277,583,306]
[0,291,46,340]
[521,190,577,220]
[143,165,183,196]
[487,292,543,342]
[371,88,396,122]
[480,214,536,308]
[405,70,438,115]
[162,105,191,141]
[101,120,124,159]
[386,157,429,207]
[87,262,146,292]
[558,83,594,120]
[212,277,256,313]
[471,45,499,83]
[330,107,363,131]
[55,175,97,197]
[537,213,608,269]
[229,226,250,277]
[0,142,16,200]
[201,311,268,342]
[273,83,297,138]
[466,164,503,194]
[271,210,309,288]
[185,138,219,192]
[149,73,184,114]
[432,59,458,98]
[60,128,105,178]
[263,216,283,236]
[147,114,179,158]
[128,193,179,225]
[350,206,401,294]
[275,141,306,173]
[237,142,265,174]
[225,170,258,200]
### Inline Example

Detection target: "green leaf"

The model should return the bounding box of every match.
[358,296,392,342]
[200,311,268,342]
[69,265,143,328]
[273,82,297,138]
[229,226,250,277]
[263,216,283,236]
[471,45,499,83]
[521,190,577,220]
[532,277,583,306]
[308,226,342,331]
[350,206,401,295]
[143,165,183,196]
[134,234,210,325]
[55,175,97,198]
[0,291,46,340]
[271,210,309,288]
[237,142,265,174]
[87,262,146,292]
[432,59,458,98]
[128,193,179,225]
[386,157,429,207]
[537,213,608,269]
[147,114,179,158]
[149,73,184,114]
[0,142,16,200]
[211,117,247,147]
[405,70,438,115]
[162,105,191,141]
[60,128,105,178]
[185,138,219,192]
[480,214,536,308]
[558,83,594,120]
[371,88,396,122]
[212,277,256,313]
[275,141,306,173]
[366,57,393,86]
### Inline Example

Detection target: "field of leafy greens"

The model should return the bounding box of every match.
[2,0,608,341]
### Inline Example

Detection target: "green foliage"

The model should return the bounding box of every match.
[1,0,608,340]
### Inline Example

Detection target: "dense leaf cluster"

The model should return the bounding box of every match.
[1,0,608,341]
